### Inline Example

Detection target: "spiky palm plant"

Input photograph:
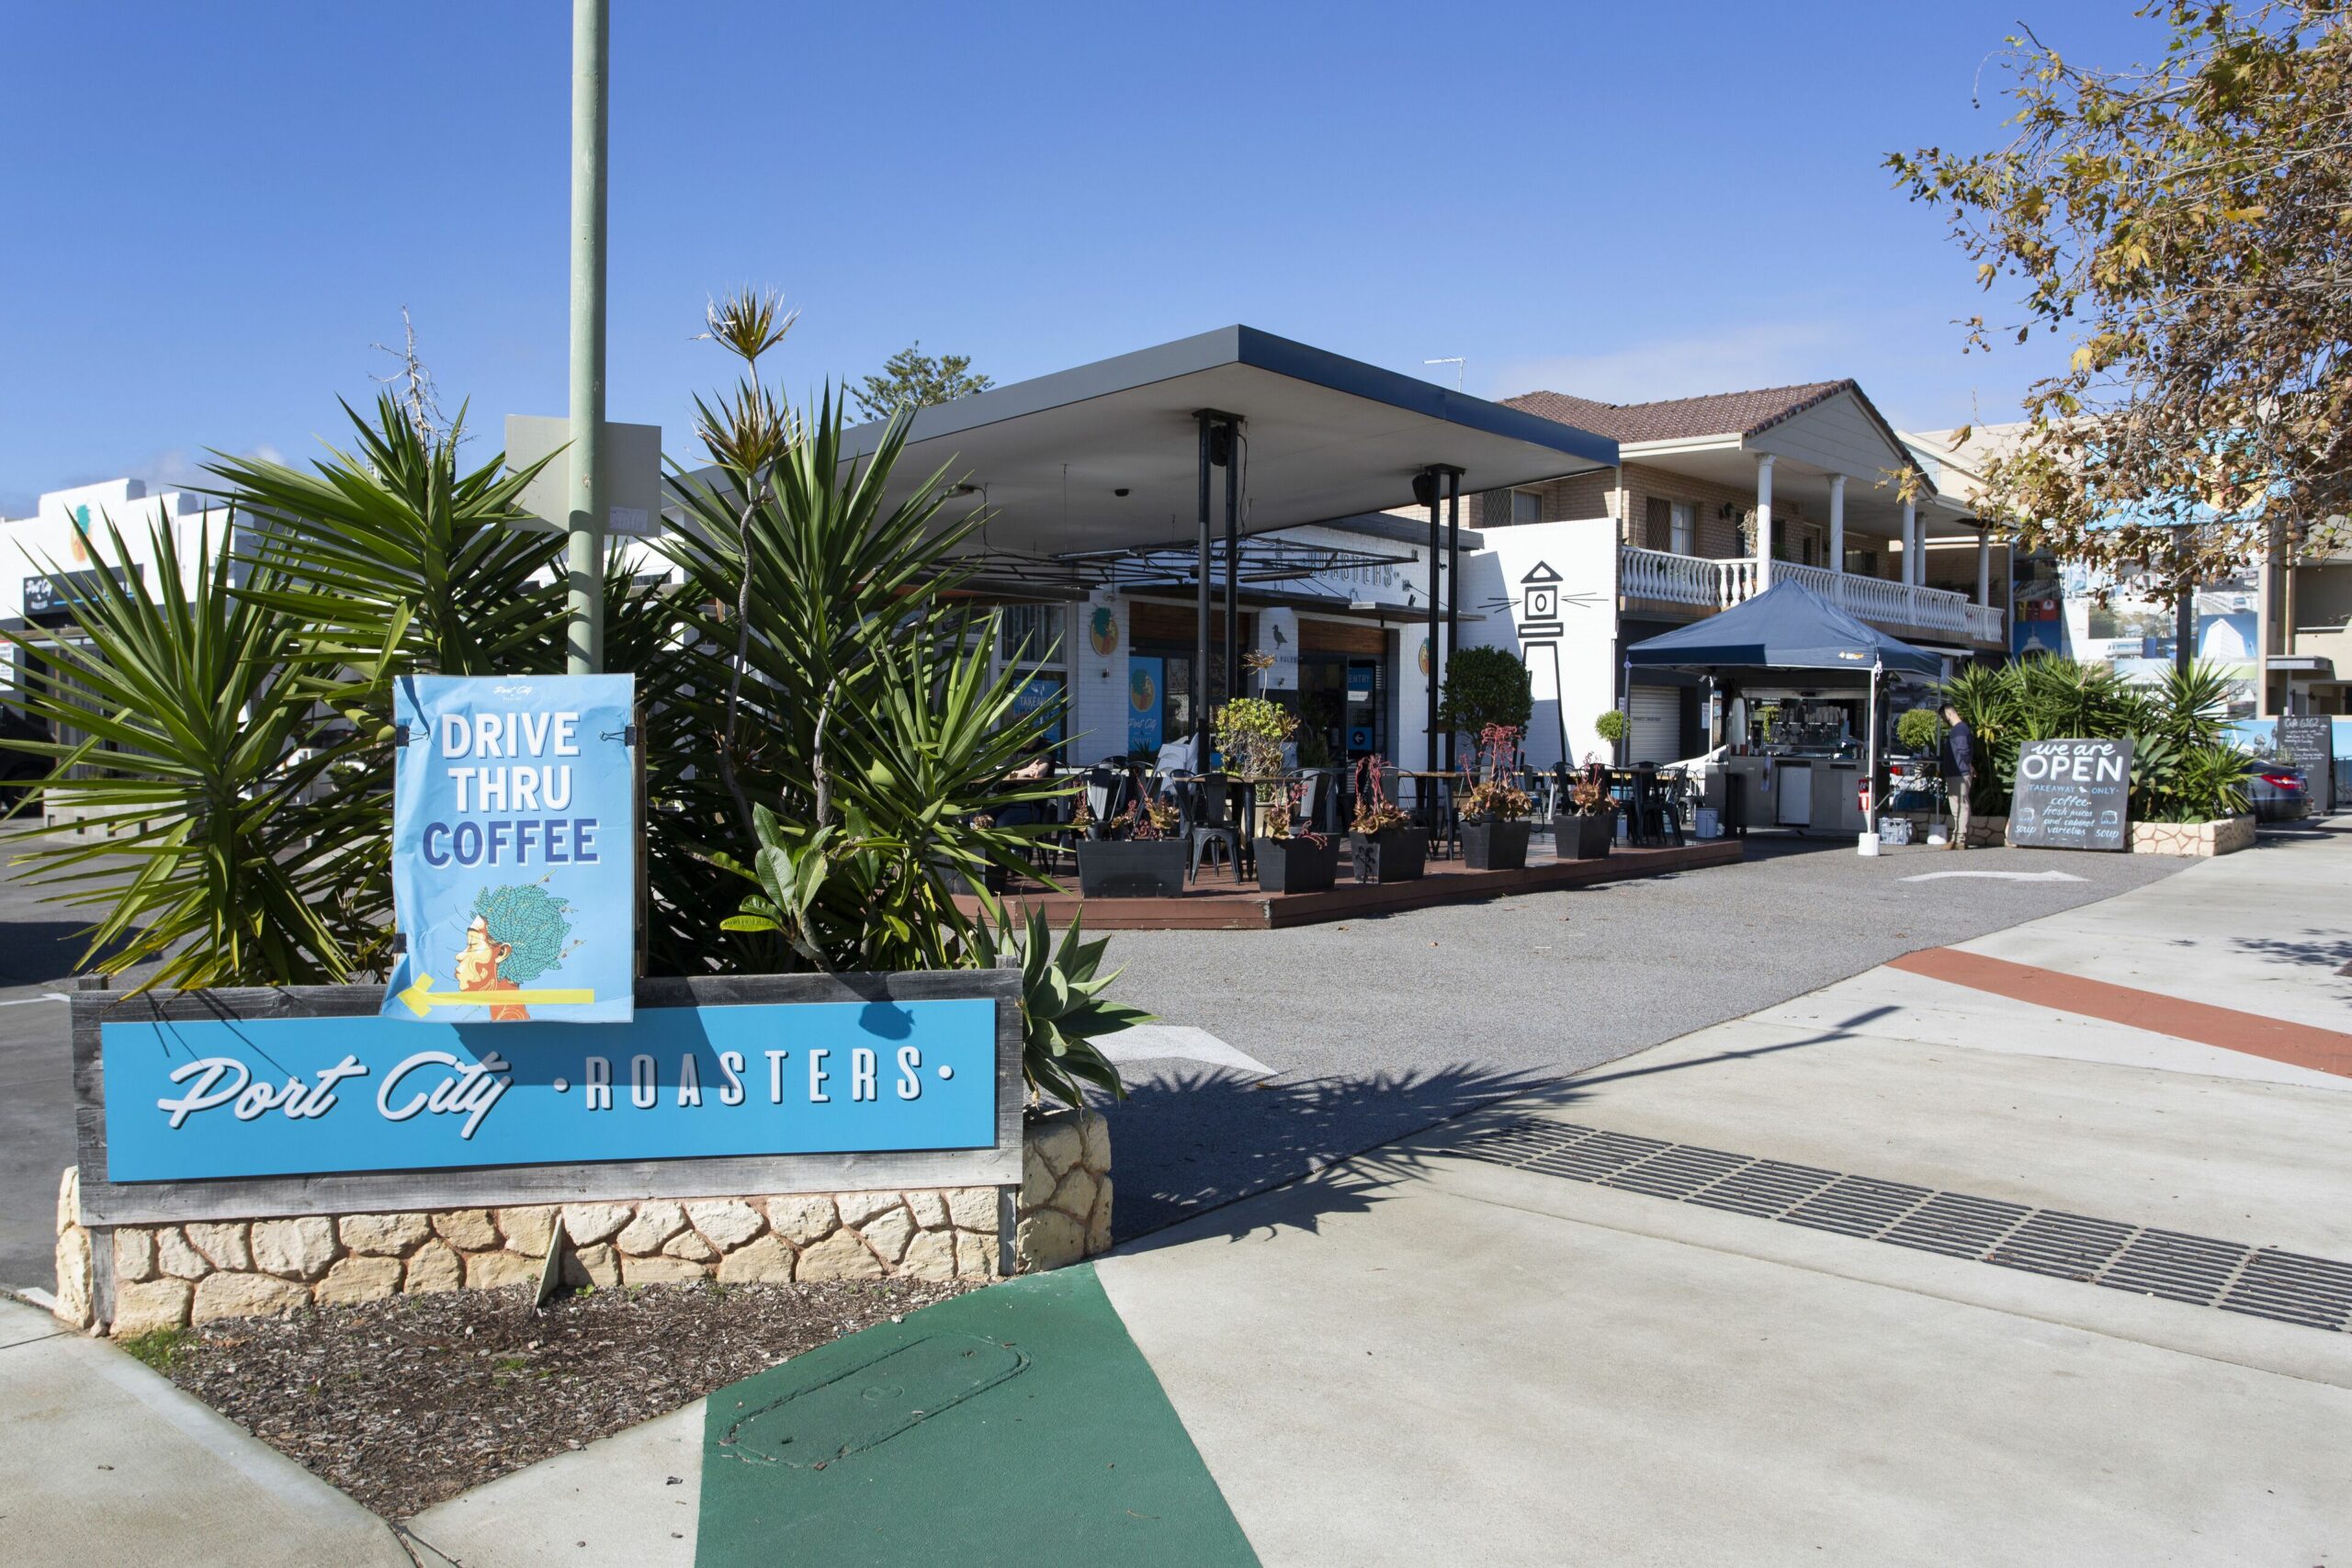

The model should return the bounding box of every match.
[0,515,380,988]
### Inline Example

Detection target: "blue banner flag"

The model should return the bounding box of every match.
[386,674,638,1023]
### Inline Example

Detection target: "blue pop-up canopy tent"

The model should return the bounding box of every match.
[1623,579,1946,849]
[1622,579,1942,677]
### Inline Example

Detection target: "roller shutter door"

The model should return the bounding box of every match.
[1627,686,1681,766]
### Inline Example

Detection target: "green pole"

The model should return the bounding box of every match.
[564,0,609,675]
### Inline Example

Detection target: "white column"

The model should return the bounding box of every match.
[1975,528,1991,605]
[1754,454,1776,590]
[1826,474,1847,575]
[1901,498,1918,587]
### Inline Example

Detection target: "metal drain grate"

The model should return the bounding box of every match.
[1459,1119,2352,1334]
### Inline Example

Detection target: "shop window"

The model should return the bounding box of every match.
[998,603,1063,666]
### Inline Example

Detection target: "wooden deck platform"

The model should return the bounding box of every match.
[960,839,1743,931]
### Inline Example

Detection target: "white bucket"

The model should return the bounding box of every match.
[1857,831,1881,857]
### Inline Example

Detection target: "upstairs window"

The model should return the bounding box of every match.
[1510,490,1542,526]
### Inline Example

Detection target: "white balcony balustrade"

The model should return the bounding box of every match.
[1620,546,2003,643]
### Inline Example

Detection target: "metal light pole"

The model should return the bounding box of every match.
[564,0,609,675]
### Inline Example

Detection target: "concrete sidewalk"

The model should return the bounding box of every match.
[1097,827,2352,1565]
[0,1297,409,1568]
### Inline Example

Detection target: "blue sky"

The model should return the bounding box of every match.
[0,1,2166,514]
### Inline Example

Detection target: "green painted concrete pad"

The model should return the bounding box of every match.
[696,1264,1259,1567]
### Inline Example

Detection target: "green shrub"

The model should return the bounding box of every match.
[1939,656,2248,822]
[1894,707,1943,755]
[1439,647,1532,740]
[1213,696,1297,778]
[1593,709,1628,747]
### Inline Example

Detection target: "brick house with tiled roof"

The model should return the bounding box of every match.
[1440,375,2006,771]
[1462,377,2000,649]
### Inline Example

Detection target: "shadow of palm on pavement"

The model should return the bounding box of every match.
[1101,1007,1899,1253]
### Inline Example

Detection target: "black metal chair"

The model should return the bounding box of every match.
[1182,773,1242,883]
[1081,763,1131,838]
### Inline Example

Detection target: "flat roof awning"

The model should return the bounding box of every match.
[841,325,1617,556]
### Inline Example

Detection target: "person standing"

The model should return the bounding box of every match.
[1938,702,1977,850]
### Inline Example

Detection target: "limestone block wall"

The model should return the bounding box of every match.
[1963,813,2254,855]
[2129,815,2256,857]
[54,1108,1112,1338]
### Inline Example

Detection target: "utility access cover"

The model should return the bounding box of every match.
[718,1334,1027,1468]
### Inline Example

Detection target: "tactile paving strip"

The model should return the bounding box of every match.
[1456,1119,2352,1333]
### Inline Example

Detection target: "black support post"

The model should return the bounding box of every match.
[1443,467,1462,774]
[1424,468,1442,774]
[1223,416,1240,725]
[1194,413,1213,755]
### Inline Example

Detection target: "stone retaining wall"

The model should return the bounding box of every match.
[54,1108,1110,1338]
[1960,813,2254,856]
[2129,814,2256,857]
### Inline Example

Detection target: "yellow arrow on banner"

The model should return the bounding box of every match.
[396,973,597,1019]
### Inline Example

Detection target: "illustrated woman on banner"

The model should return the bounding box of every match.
[454,884,573,1021]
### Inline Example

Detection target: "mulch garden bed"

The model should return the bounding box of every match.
[139,1277,970,1519]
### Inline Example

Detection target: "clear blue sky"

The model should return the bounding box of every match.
[0,1,2166,514]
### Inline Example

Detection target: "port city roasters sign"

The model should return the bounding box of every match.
[74,674,1019,1226]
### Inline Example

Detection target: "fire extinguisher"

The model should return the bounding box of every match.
[1857,778,1872,818]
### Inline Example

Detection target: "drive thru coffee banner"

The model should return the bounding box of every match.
[385,674,638,1023]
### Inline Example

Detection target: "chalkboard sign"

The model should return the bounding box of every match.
[2278,716,2336,812]
[2008,738,2132,852]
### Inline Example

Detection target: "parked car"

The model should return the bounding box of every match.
[2243,759,2310,822]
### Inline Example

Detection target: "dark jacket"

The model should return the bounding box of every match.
[1939,718,1977,780]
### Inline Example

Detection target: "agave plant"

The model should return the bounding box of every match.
[970,898,1146,1107]
[0,514,382,988]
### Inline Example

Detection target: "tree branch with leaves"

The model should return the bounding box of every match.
[1889,2,2352,584]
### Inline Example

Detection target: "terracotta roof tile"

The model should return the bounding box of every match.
[1502,381,1855,446]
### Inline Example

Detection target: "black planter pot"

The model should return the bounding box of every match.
[1075,839,1190,898]
[1347,826,1428,884]
[1461,818,1532,872]
[1253,835,1340,894]
[1560,814,1615,860]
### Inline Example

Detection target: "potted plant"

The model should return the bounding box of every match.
[1075,797,1189,897]
[1457,722,1533,871]
[1438,649,1533,761]
[1346,755,1426,883]
[1214,696,1297,781]
[1594,708,1629,762]
[1252,779,1339,894]
[1560,765,1617,859]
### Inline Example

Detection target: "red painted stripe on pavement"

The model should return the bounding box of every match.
[1889,946,2352,1079]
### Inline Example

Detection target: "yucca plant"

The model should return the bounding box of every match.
[214,395,566,687]
[0,515,381,988]
[1943,654,2252,823]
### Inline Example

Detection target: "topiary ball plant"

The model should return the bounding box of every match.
[1895,706,1943,756]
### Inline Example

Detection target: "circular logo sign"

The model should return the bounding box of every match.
[1418,637,1431,677]
[1089,606,1120,657]
[1129,667,1157,713]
